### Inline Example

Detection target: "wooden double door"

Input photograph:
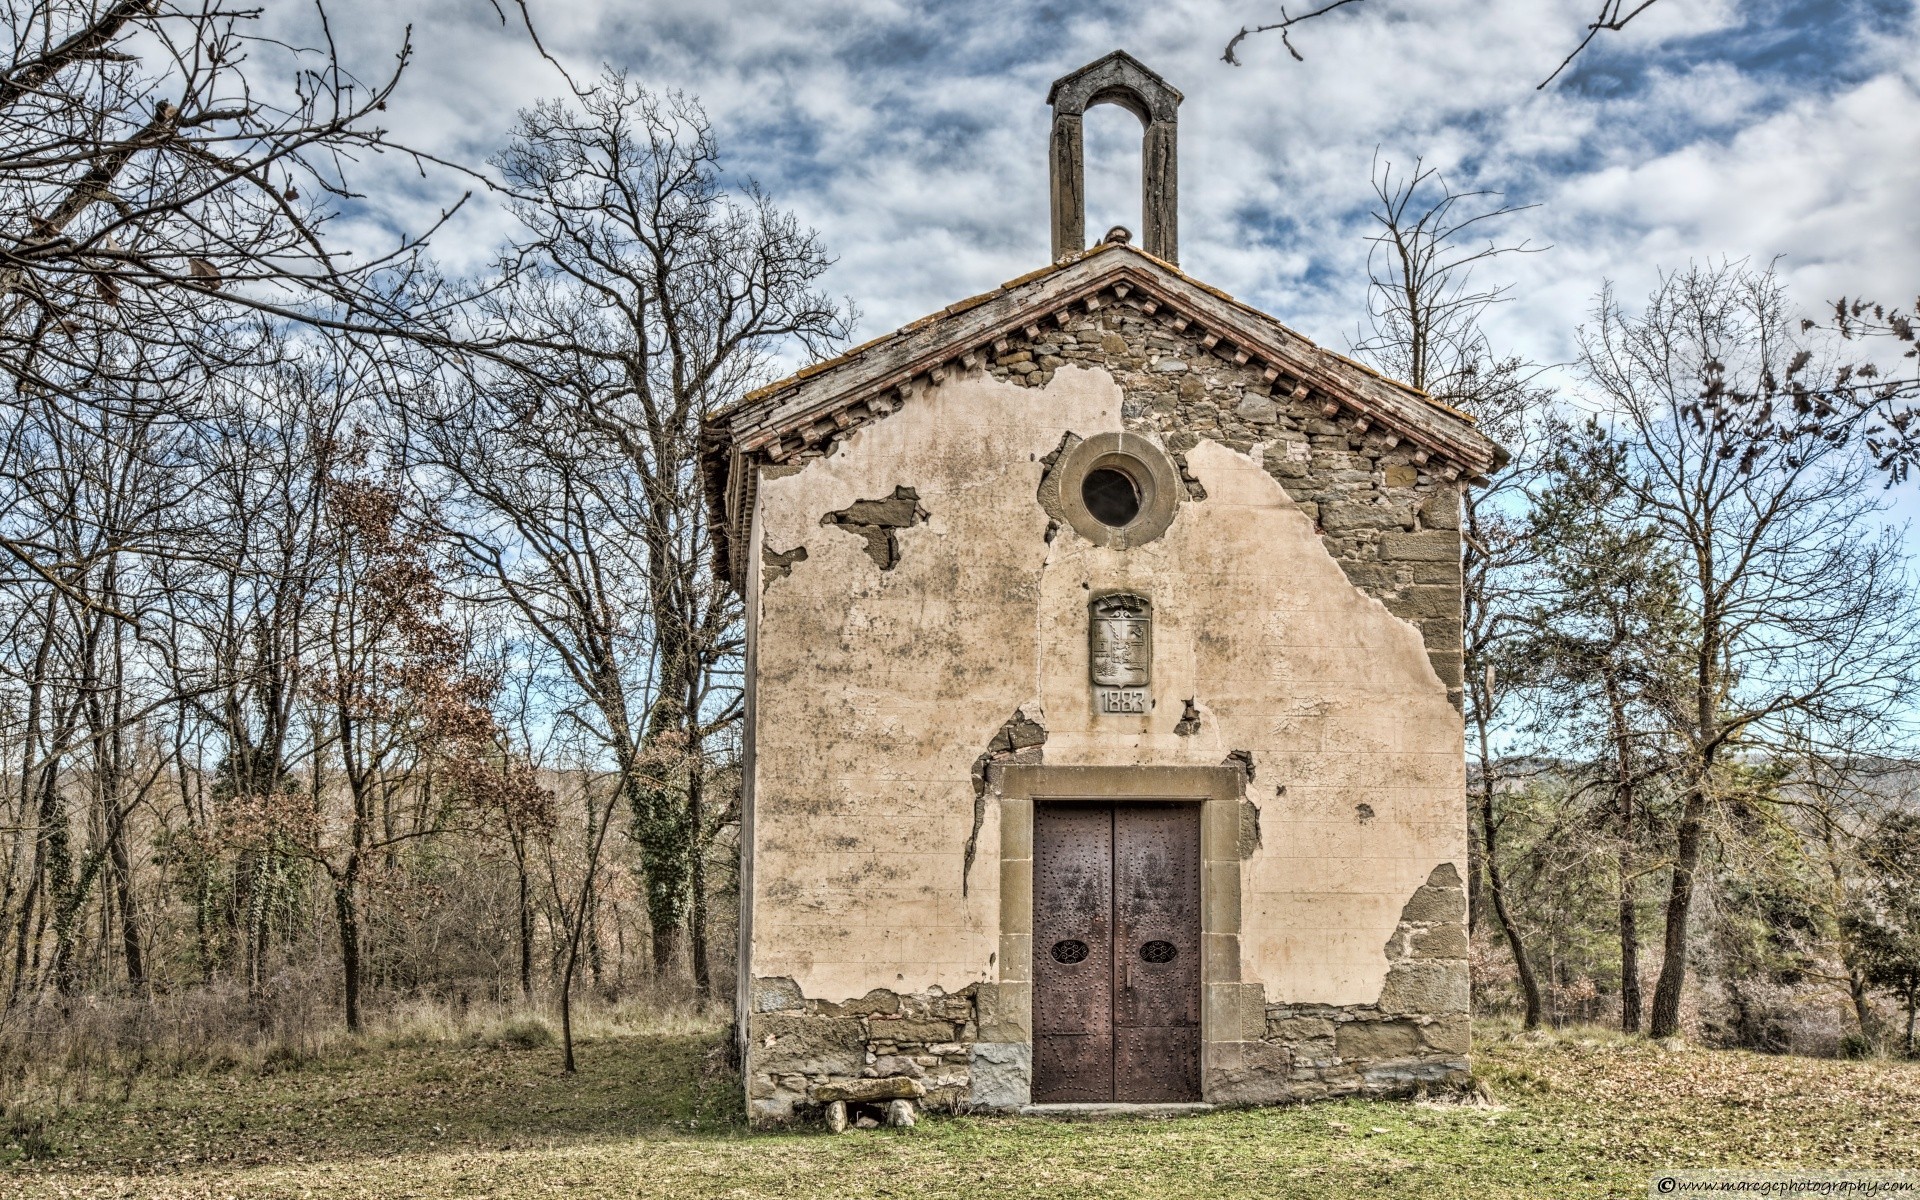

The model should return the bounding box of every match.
[1032,801,1201,1103]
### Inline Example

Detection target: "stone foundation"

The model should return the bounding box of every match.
[746,977,986,1125]
[745,865,1469,1125]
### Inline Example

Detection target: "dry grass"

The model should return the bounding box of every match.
[0,977,720,1111]
[2,1017,1917,1198]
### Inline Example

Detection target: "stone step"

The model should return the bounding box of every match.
[1018,1103,1215,1120]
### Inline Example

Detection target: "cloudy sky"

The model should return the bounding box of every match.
[294,0,1918,384]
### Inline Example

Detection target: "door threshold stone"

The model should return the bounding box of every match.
[1019,1103,1215,1119]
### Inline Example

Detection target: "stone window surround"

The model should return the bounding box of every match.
[993,764,1251,1107]
[1050,430,1182,549]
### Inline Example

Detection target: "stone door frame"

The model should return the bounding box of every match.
[990,765,1248,1108]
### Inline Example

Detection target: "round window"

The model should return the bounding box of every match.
[1047,432,1181,550]
[1081,466,1141,528]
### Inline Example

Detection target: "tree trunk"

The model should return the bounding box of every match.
[333,869,362,1033]
[1606,670,1641,1033]
[688,729,710,999]
[1618,867,1642,1034]
[1466,832,1483,938]
[1850,970,1876,1042]
[108,808,145,990]
[514,835,535,1002]
[1475,718,1542,1028]
[1648,782,1707,1039]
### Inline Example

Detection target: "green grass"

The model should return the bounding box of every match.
[3,1022,1917,1198]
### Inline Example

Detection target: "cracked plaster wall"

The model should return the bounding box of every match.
[748,357,1464,1002]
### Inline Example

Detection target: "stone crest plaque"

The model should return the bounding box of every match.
[1090,593,1151,714]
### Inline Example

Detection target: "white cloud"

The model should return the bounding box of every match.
[270,0,1920,384]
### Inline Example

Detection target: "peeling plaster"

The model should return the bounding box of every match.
[761,544,808,587]
[964,708,1047,895]
[747,364,1464,1006]
[821,485,930,570]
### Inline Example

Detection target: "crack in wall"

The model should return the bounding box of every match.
[962,709,1047,896]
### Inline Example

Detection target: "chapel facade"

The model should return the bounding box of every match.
[701,51,1505,1127]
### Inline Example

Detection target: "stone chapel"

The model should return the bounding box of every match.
[700,51,1506,1127]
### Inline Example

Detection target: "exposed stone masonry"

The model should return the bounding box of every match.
[1244,864,1471,1102]
[747,976,997,1125]
[737,286,1475,1128]
[745,861,1468,1123]
[978,301,1466,709]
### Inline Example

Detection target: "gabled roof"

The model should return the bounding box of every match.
[701,242,1506,584]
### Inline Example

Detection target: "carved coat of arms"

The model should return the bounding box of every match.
[1089,593,1152,687]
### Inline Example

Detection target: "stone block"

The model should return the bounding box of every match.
[999,797,1032,859]
[1266,1016,1335,1044]
[975,982,1031,1042]
[869,1055,926,1078]
[1363,1058,1471,1092]
[1239,980,1269,1041]
[1236,395,1278,424]
[811,1076,927,1103]
[1203,803,1238,863]
[1204,983,1262,1042]
[1411,559,1463,586]
[1336,1019,1421,1061]
[750,1097,797,1126]
[1000,856,1032,929]
[1419,617,1463,651]
[878,1018,957,1043]
[1400,881,1467,925]
[1320,503,1409,533]
[1391,584,1461,621]
[1203,932,1242,986]
[1420,1014,1472,1054]
[968,1041,1031,1110]
[1203,863,1242,936]
[1380,531,1459,562]
[1410,921,1469,958]
[1384,464,1418,488]
[1419,486,1461,530]
[999,933,1032,982]
[1377,960,1470,1015]
[1206,1040,1292,1104]
[751,976,806,1013]
[751,1012,867,1076]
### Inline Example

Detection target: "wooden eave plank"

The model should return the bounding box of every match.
[720,249,1499,474]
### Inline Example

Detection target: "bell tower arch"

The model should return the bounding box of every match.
[1046,51,1183,264]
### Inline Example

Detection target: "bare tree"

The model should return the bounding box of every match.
[1353,156,1554,1027]
[1224,0,1664,87]
[420,73,849,991]
[1577,261,1920,1039]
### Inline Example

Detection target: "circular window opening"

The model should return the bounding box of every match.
[1051,939,1090,965]
[1081,467,1142,528]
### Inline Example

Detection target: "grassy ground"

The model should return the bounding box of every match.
[3,1021,1917,1199]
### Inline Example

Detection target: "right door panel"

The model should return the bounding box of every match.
[1112,802,1202,1102]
